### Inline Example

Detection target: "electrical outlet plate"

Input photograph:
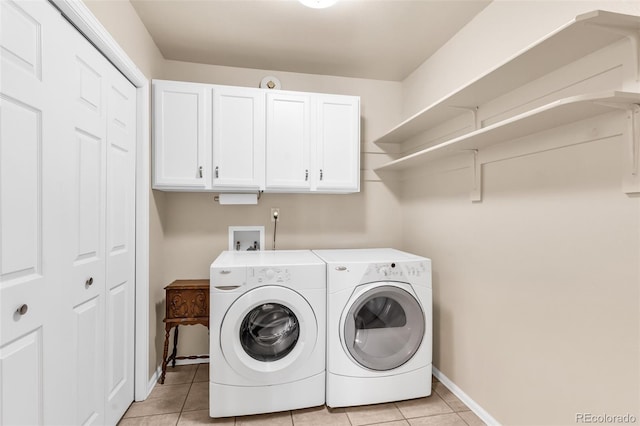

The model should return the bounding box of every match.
[271,208,280,222]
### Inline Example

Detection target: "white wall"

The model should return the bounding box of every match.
[399,1,640,424]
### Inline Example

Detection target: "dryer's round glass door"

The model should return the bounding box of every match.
[344,285,424,371]
[240,303,300,362]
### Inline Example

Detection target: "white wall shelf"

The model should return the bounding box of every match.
[375,91,640,173]
[374,10,640,146]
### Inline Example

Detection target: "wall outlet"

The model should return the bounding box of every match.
[271,208,280,222]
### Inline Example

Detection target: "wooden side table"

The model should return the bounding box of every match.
[160,279,210,384]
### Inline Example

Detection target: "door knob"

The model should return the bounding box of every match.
[16,304,28,316]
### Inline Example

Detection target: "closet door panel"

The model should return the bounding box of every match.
[104,70,136,425]
[0,0,46,351]
[70,41,106,306]
[1,0,73,423]
[0,0,42,91]
[0,329,43,426]
[73,297,102,426]
[69,33,107,425]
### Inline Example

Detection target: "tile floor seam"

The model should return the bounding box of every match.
[180,378,194,416]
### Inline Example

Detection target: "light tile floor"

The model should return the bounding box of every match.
[118,364,486,426]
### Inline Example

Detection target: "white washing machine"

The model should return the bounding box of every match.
[209,250,326,418]
[313,248,432,408]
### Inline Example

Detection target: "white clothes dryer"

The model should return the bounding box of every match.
[209,250,326,418]
[313,248,432,408]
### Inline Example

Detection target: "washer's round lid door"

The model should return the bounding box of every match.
[221,286,318,383]
[240,303,299,362]
[342,284,425,371]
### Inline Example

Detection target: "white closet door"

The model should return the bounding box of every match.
[104,65,137,426]
[1,1,136,424]
[68,26,109,426]
[0,0,73,424]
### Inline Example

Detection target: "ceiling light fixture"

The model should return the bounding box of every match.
[298,0,338,9]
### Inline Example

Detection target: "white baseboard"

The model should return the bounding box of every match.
[142,357,210,401]
[432,366,500,426]
[144,365,162,401]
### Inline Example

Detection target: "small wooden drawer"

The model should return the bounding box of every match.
[167,287,209,319]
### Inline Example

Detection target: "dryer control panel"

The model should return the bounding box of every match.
[360,260,429,285]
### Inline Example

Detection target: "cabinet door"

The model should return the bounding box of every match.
[315,95,360,192]
[212,86,265,190]
[266,93,312,191]
[153,80,210,190]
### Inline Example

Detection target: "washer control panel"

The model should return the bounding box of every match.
[248,267,291,285]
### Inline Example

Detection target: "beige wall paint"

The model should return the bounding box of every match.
[399,1,640,424]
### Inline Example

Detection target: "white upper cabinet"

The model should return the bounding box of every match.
[265,92,312,191]
[153,80,210,190]
[212,86,265,190]
[315,94,360,192]
[152,79,360,193]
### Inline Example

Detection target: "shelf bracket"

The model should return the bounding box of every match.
[589,101,640,193]
[450,106,480,130]
[586,23,640,81]
[464,149,482,202]
[623,104,640,194]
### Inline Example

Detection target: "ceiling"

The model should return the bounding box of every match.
[130,0,491,81]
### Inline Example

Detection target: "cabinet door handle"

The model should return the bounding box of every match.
[305,169,309,181]
[320,169,323,181]
[198,166,203,178]
[215,166,219,178]
[85,277,94,286]
[16,304,28,316]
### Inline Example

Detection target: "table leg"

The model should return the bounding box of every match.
[171,325,179,367]
[160,323,172,384]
